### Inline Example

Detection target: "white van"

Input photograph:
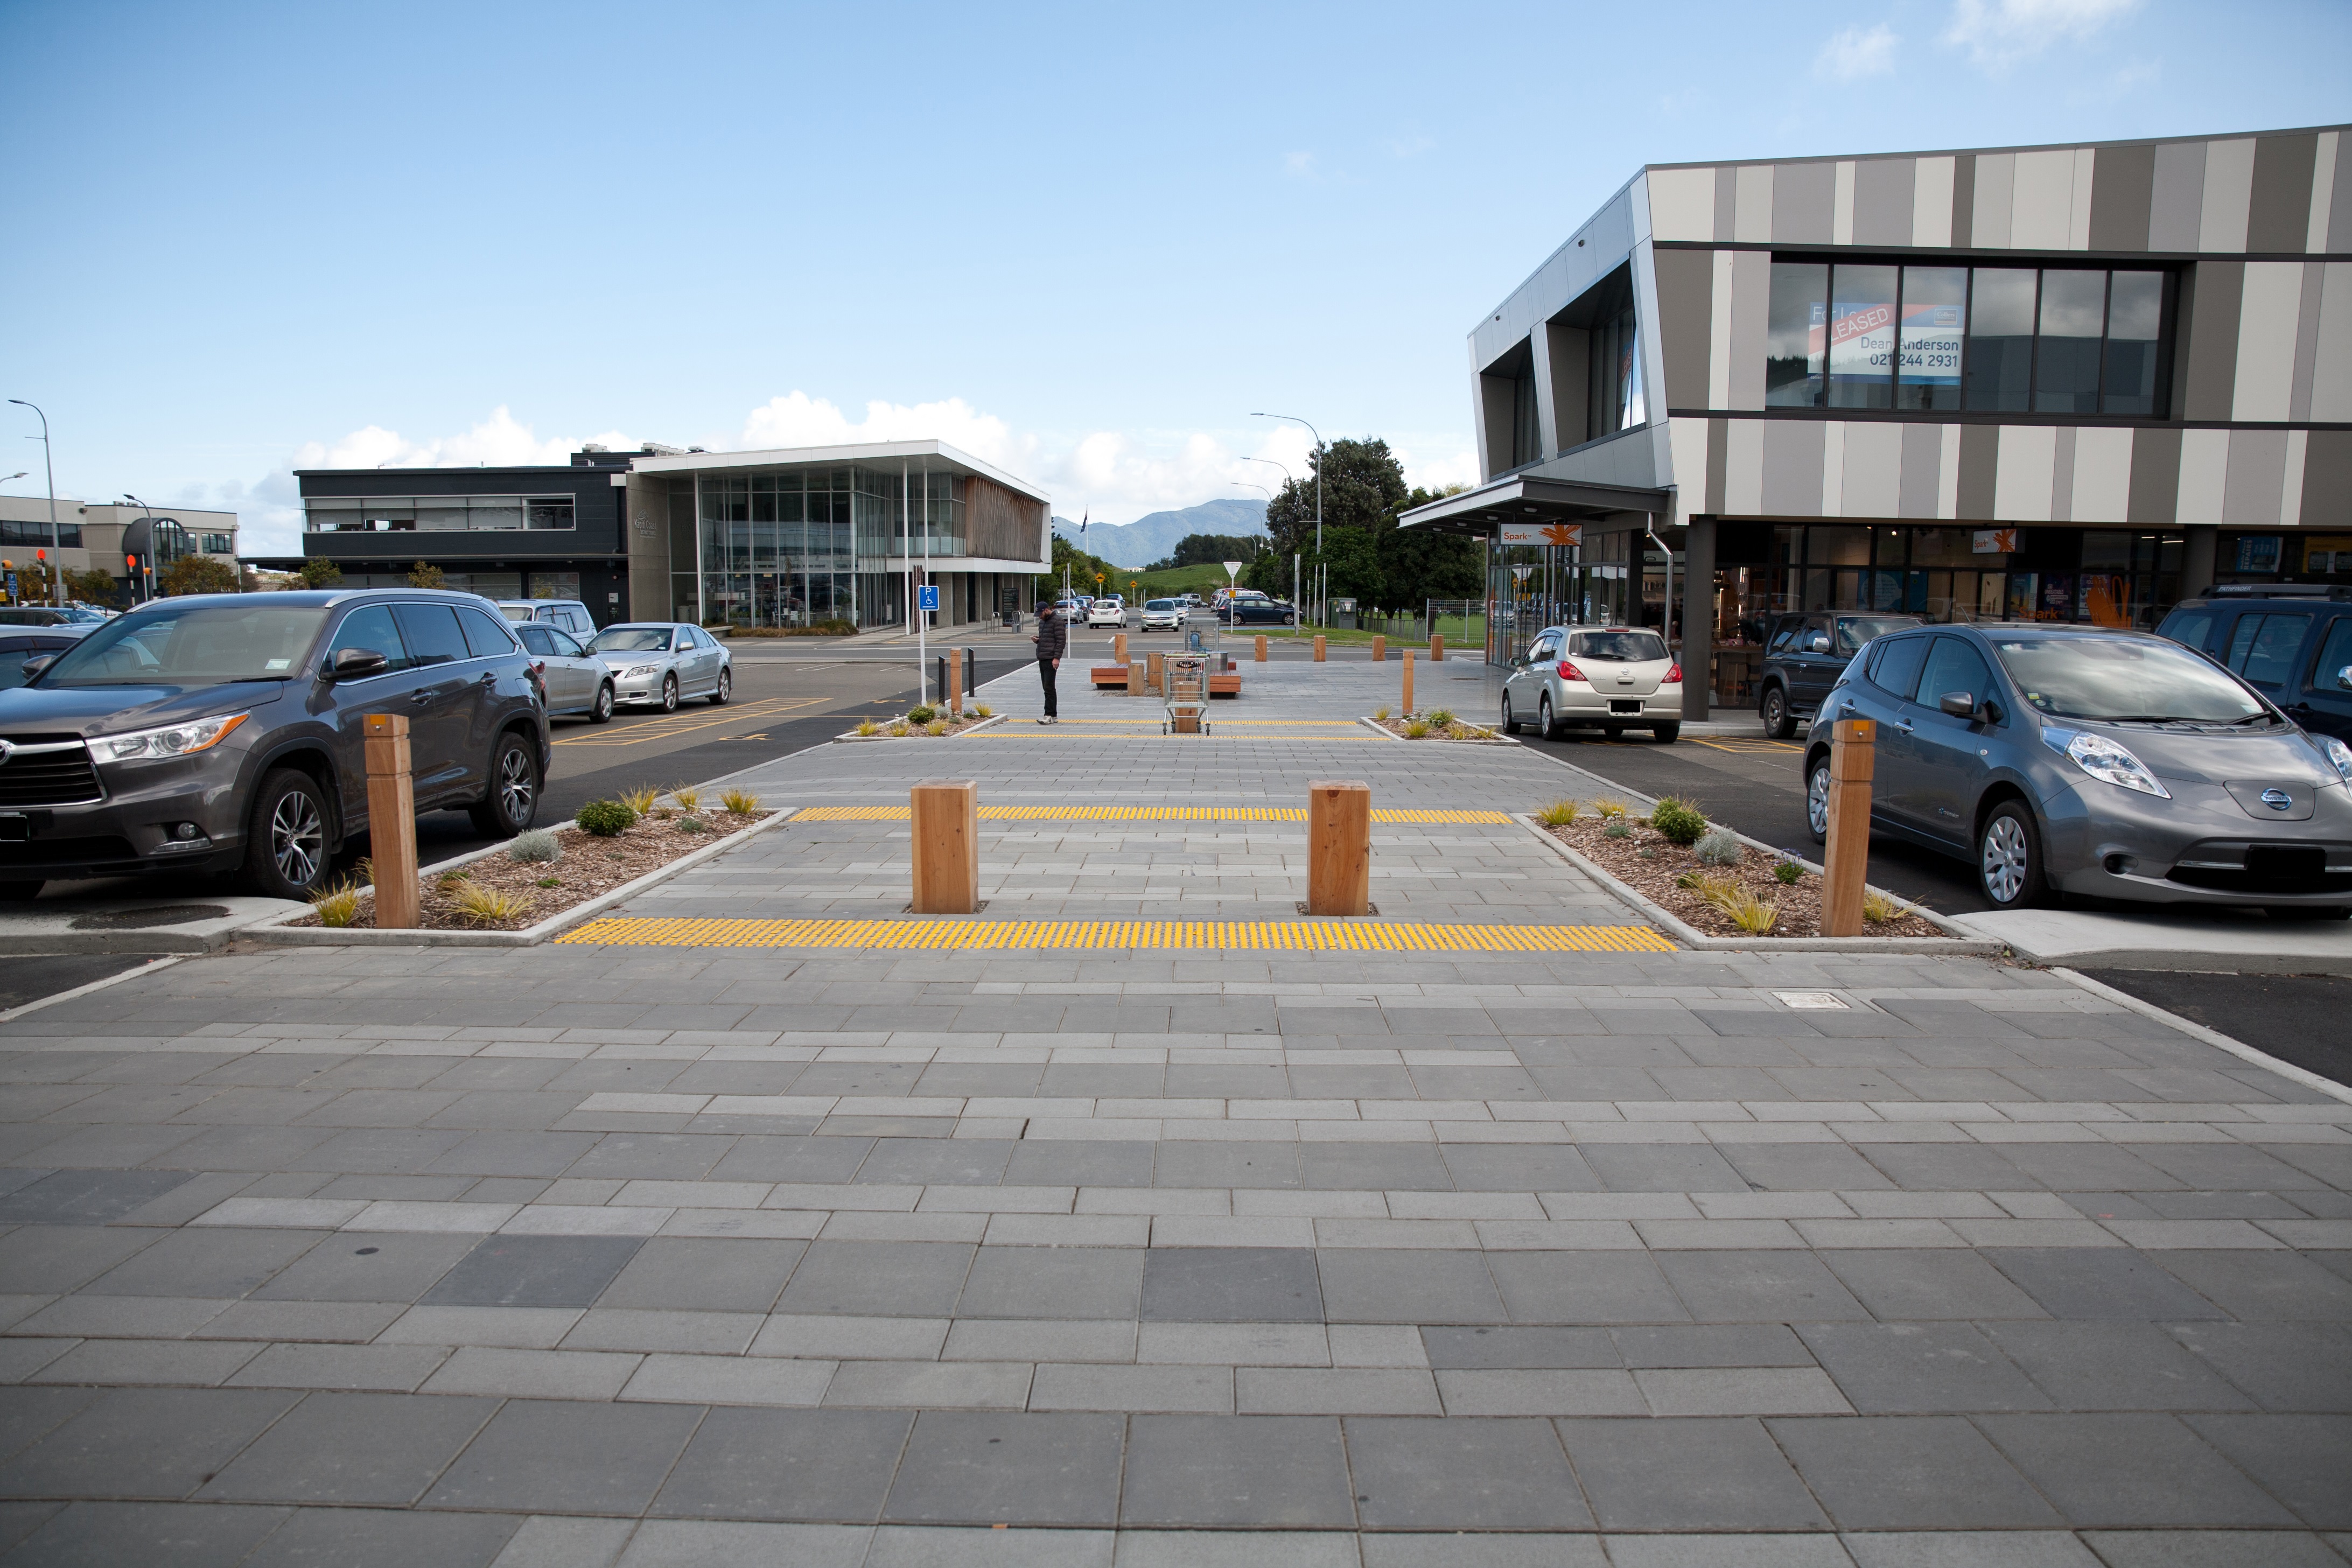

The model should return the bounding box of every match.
[494,599,597,639]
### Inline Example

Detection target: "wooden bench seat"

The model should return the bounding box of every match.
[1089,666,1131,689]
[1208,673,1242,698]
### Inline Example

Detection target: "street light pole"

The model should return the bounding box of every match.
[1251,413,1322,625]
[9,401,63,605]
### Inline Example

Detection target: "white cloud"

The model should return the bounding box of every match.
[736,392,1035,477]
[1942,0,2139,67]
[1815,24,1898,80]
[1283,150,1317,178]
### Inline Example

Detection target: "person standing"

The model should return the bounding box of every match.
[1032,598,1065,725]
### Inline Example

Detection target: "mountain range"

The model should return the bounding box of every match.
[1051,498,1266,569]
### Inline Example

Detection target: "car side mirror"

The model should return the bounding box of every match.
[2338,663,2352,692]
[1938,691,1977,719]
[19,655,53,682]
[1807,635,1831,653]
[331,647,387,679]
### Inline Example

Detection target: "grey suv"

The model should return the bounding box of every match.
[0,590,548,903]
[1756,612,1923,738]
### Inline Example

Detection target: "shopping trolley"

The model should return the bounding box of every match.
[1162,653,1210,734]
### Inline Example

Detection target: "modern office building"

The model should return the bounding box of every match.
[283,439,1049,631]
[0,495,239,600]
[1401,124,2351,719]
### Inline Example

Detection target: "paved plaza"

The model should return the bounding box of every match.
[0,657,2346,1565]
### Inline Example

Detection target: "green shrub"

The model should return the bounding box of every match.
[577,799,635,837]
[507,829,561,865]
[1773,859,1805,886]
[1602,818,1632,840]
[1649,796,1708,846]
[907,704,936,725]
[1695,828,1742,866]
[1535,800,1579,827]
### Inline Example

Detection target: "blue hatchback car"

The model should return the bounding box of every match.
[1802,622,2352,915]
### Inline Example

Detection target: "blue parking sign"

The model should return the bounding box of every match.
[918,585,939,612]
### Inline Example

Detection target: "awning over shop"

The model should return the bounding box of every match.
[1396,475,1671,537]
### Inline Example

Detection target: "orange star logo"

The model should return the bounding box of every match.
[1541,522,1582,548]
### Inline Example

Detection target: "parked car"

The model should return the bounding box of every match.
[1801,621,2352,914]
[1220,592,1298,627]
[0,589,548,903]
[1086,598,1128,628]
[2157,586,2352,743]
[0,607,74,628]
[513,621,614,723]
[1181,592,1205,609]
[586,622,732,710]
[1756,612,1924,738]
[0,625,95,691]
[1500,626,1684,743]
[493,598,598,640]
[1139,598,1186,632]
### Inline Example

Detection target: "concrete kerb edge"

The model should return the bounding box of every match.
[2052,964,2352,1107]
[240,807,801,948]
[1513,813,2004,956]
[0,955,188,1025]
[1359,715,1513,745]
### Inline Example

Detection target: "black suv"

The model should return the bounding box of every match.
[1755,611,1926,738]
[0,590,549,903]
[2157,585,2352,742]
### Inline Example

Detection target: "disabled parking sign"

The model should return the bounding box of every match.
[918,585,939,612]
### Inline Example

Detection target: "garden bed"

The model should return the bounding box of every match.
[1543,809,1943,940]
[837,708,998,740]
[1365,712,1509,743]
[293,806,771,933]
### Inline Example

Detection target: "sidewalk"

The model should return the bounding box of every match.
[0,654,2344,1565]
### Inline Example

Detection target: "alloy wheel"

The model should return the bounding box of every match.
[1806,762,1831,837]
[1982,814,2031,904]
[498,746,536,825]
[271,791,325,888]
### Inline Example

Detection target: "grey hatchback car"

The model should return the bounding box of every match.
[1803,622,2352,914]
[0,590,549,904]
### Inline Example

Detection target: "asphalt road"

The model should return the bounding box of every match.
[2082,968,2352,1089]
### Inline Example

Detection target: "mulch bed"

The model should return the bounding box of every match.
[845,711,993,738]
[297,808,770,933]
[1545,815,1945,940]
[1369,715,1506,741]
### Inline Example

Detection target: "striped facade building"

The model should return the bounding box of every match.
[1401,125,2352,720]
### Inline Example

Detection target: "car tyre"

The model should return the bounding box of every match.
[468,731,540,839]
[241,768,331,901]
[0,881,43,902]
[1652,723,1679,744]
[660,674,680,713]
[589,683,614,724]
[1805,753,1833,845]
[1978,798,2047,909]
[1537,694,1559,741]
[1284,613,1296,627]
[709,667,732,706]
[1500,694,1518,734]
[1761,685,1796,740]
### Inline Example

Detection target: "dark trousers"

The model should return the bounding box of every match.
[1038,657,1059,717]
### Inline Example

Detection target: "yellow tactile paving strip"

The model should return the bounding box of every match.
[557,917,1676,952]
[792,806,1515,824]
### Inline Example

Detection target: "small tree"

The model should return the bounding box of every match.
[405,560,446,590]
[295,557,344,589]
[62,567,123,607]
[157,556,240,597]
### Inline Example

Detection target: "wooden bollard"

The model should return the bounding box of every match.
[946,648,963,717]
[1306,780,1372,916]
[1820,718,1875,937]
[1371,634,1385,662]
[1127,661,1146,695]
[910,779,980,914]
[1114,632,1128,666]
[1313,634,1327,662]
[1430,632,1445,662]
[1402,649,1415,714]
[363,713,419,929]
[1147,650,1164,691]
[1255,634,1267,662]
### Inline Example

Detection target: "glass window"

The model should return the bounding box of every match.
[2311,618,2352,696]
[1966,269,2036,411]
[326,606,409,674]
[2159,606,2216,654]
[544,627,587,657]
[2104,271,2166,416]
[1992,633,2265,722]
[526,500,574,530]
[1896,267,1967,411]
[1865,634,1929,698]
[1828,264,1898,409]
[43,604,330,688]
[1837,615,1921,652]
[1915,636,1998,711]
[2036,270,2106,413]
[2229,613,2312,689]
[515,625,554,656]
[456,606,517,658]
[392,604,470,667]
[1571,630,1667,661]
[1765,263,1828,407]
[592,627,673,653]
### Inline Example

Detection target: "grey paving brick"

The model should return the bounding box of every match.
[1118,1414,1353,1527]
[224,1342,452,1392]
[1798,1322,2051,1413]
[422,1398,702,1515]
[857,1140,1016,1187]
[486,1513,638,1568]
[1297,1144,1452,1192]
[420,1235,646,1308]
[1555,1416,1828,1530]
[1439,1145,1601,1193]
[883,1410,1122,1526]
[1152,1144,1299,1191]
[0,1227,158,1296]
[653,1407,912,1522]
[1654,1250,1872,1322]
[244,1504,522,1567]
[251,1231,476,1303]
[824,1360,1030,1409]
[1487,1251,1689,1324]
[2180,1414,2352,1530]
[1982,1322,2258,1411]
[1358,1537,1612,1568]
[0,1387,300,1500]
[2151,1250,2352,1321]
[0,1500,290,1567]
[1003,1142,1154,1189]
[81,1227,317,1299]
[955,1248,1141,1320]
[1317,1249,1506,1325]
[1768,1414,2061,1529]
[1343,1414,1588,1529]
[1031,1364,1231,1412]
[594,1239,805,1313]
[775,1242,976,1318]
[1611,1325,1816,1368]
[1819,1249,2050,1321]
[1976,1413,2300,1527]
[1983,1248,2228,1321]
[1580,1145,1749,1192]
[563,1308,765,1355]
[2070,1531,2347,1568]
[2167,1322,2352,1411]
[27,1339,261,1389]
[199,1391,497,1504]
[1139,1249,1322,1323]
[0,1171,196,1227]
[0,1391,99,1469]
[1840,1534,2099,1568]
[1420,1326,1618,1369]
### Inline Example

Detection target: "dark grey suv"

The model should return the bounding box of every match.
[0,590,549,903]
[1756,612,1923,738]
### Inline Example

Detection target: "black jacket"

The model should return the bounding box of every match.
[1033,611,1067,661]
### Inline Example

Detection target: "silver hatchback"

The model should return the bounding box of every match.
[1500,626,1684,743]
[586,623,734,712]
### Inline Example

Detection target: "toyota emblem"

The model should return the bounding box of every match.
[2260,787,2292,811]
[0,739,13,767]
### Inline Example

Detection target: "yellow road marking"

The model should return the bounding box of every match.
[791,806,1515,824]
[559,917,1674,952]
[556,696,828,747]
[1685,737,1803,754]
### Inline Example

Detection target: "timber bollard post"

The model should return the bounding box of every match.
[1114,632,1128,666]
[1431,632,1445,662]
[1402,649,1415,715]
[1254,634,1267,662]
[1821,718,1875,937]
[910,779,980,914]
[1147,650,1164,691]
[1127,661,1146,696]
[1313,634,1327,662]
[946,648,963,718]
[1371,634,1385,662]
[363,713,419,929]
[1306,780,1372,916]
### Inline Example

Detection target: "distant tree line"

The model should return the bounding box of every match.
[1238,437,1477,609]
[1145,533,1270,572]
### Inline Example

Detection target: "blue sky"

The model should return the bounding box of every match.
[5,0,2347,555]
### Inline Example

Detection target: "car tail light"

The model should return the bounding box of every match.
[1556,660,1586,682]
[1664,662,1683,684]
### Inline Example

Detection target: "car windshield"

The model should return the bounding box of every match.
[590,627,672,653]
[1836,617,1917,653]
[1988,634,2269,724]
[1574,631,1667,662]
[37,604,328,688]
[499,605,535,622]
[1146,600,1175,611]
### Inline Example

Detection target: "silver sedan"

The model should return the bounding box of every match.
[1500,626,1683,743]
[586,623,733,712]
[514,621,614,723]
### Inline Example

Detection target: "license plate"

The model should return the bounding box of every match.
[1609,699,1642,715]
[2246,846,2325,881]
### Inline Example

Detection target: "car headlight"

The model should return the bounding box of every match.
[94,712,247,762]
[2319,734,2352,787]
[622,663,661,678]
[2041,725,2170,799]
